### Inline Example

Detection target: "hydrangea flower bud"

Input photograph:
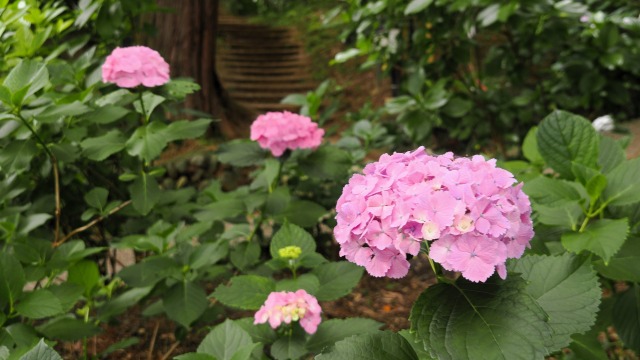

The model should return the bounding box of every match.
[278,246,302,259]
[254,290,322,334]
[334,147,534,283]
[102,46,170,88]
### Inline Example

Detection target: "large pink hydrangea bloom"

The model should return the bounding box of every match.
[254,290,322,334]
[334,147,534,283]
[102,46,170,88]
[250,111,324,157]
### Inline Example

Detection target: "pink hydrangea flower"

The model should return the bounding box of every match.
[334,147,534,283]
[102,46,170,88]
[254,290,322,334]
[250,111,324,157]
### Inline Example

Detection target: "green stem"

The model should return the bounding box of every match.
[15,112,62,243]
[422,241,443,282]
[138,90,148,124]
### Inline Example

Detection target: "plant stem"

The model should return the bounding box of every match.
[53,200,132,247]
[138,90,148,124]
[15,112,62,244]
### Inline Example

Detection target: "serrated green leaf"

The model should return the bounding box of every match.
[306,318,383,354]
[165,119,212,142]
[174,354,217,360]
[97,286,153,321]
[316,331,418,360]
[299,146,351,181]
[118,257,180,288]
[594,236,640,282]
[275,274,320,294]
[163,281,208,328]
[189,241,228,270]
[398,329,436,360]
[133,92,165,120]
[84,105,129,124]
[48,283,84,312]
[229,240,260,271]
[561,219,629,263]
[235,317,277,344]
[15,290,64,319]
[84,187,108,210]
[129,173,160,216]
[275,200,326,228]
[19,339,62,360]
[197,319,255,360]
[0,252,26,309]
[585,174,607,202]
[612,284,640,352]
[537,110,599,179]
[510,253,601,351]
[212,275,275,310]
[598,136,625,173]
[532,200,583,228]
[270,223,316,259]
[603,157,640,206]
[36,318,102,341]
[523,176,583,205]
[67,260,100,296]
[217,140,265,167]
[272,332,307,360]
[312,261,363,301]
[409,276,552,359]
[164,79,201,100]
[3,60,49,106]
[80,130,126,161]
[126,121,169,162]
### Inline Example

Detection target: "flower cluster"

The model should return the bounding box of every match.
[102,46,170,88]
[334,147,534,283]
[250,111,324,157]
[254,290,322,334]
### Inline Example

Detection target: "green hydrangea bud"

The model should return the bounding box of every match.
[278,245,302,259]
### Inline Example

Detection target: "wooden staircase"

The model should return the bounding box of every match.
[217,15,315,114]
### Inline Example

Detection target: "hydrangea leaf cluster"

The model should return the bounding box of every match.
[334,147,534,283]
[254,290,322,334]
[102,46,170,88]
[250,111,324,157]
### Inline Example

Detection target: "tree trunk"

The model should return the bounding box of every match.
[143,0,254,138]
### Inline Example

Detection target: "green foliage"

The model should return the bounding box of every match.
[329,0,640,153]
[315,331,419,360]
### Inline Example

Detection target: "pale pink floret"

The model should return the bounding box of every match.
[102,46,170,88]
[333,146,534,282]
[254,290,322,334]
[250,111,324,157]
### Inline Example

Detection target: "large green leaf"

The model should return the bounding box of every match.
[410,276,552,359]
[275,200,326,228]
[275,274,320,294]
[0,140,38,173]
[522,127,543,164]
[212,275,275,310]
[510,253,601,350]
[271,329,307,360]
[117,257,180,288]
[270,223,316,259]
[67,260,100,296]
[133,92,165,120]
[163,281,208,328]
[603,158,640,206]
[80,130,127,161]
[217,140,265,167]
[594,236,640,282]
[36,318,102,341]
[3,60,49,106]
[235,318,277,344]
[598,136,625,174]
[15,290,64,319]
[165,119,213,142]
[197,319,257,360]
[536,110,599,179]
[306,318,383,354]
[229,240,260,271]
[125,121,169,162]
[129,173,160,216]
[612,284,640,352]
[561,219,629,263]
[97,286,153,321]
[523,176,584,205]
[316,331,418,360]
[19,339,62,360]
[299,146,351,181]
[0,253,26,309]
[312,261,363,301]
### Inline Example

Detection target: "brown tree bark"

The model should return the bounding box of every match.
[143,0,254,138]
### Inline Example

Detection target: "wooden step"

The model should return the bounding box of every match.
[218,73,313,83]
[221,48,302,56]
[240,102,301,112]
[223,82,315,91]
